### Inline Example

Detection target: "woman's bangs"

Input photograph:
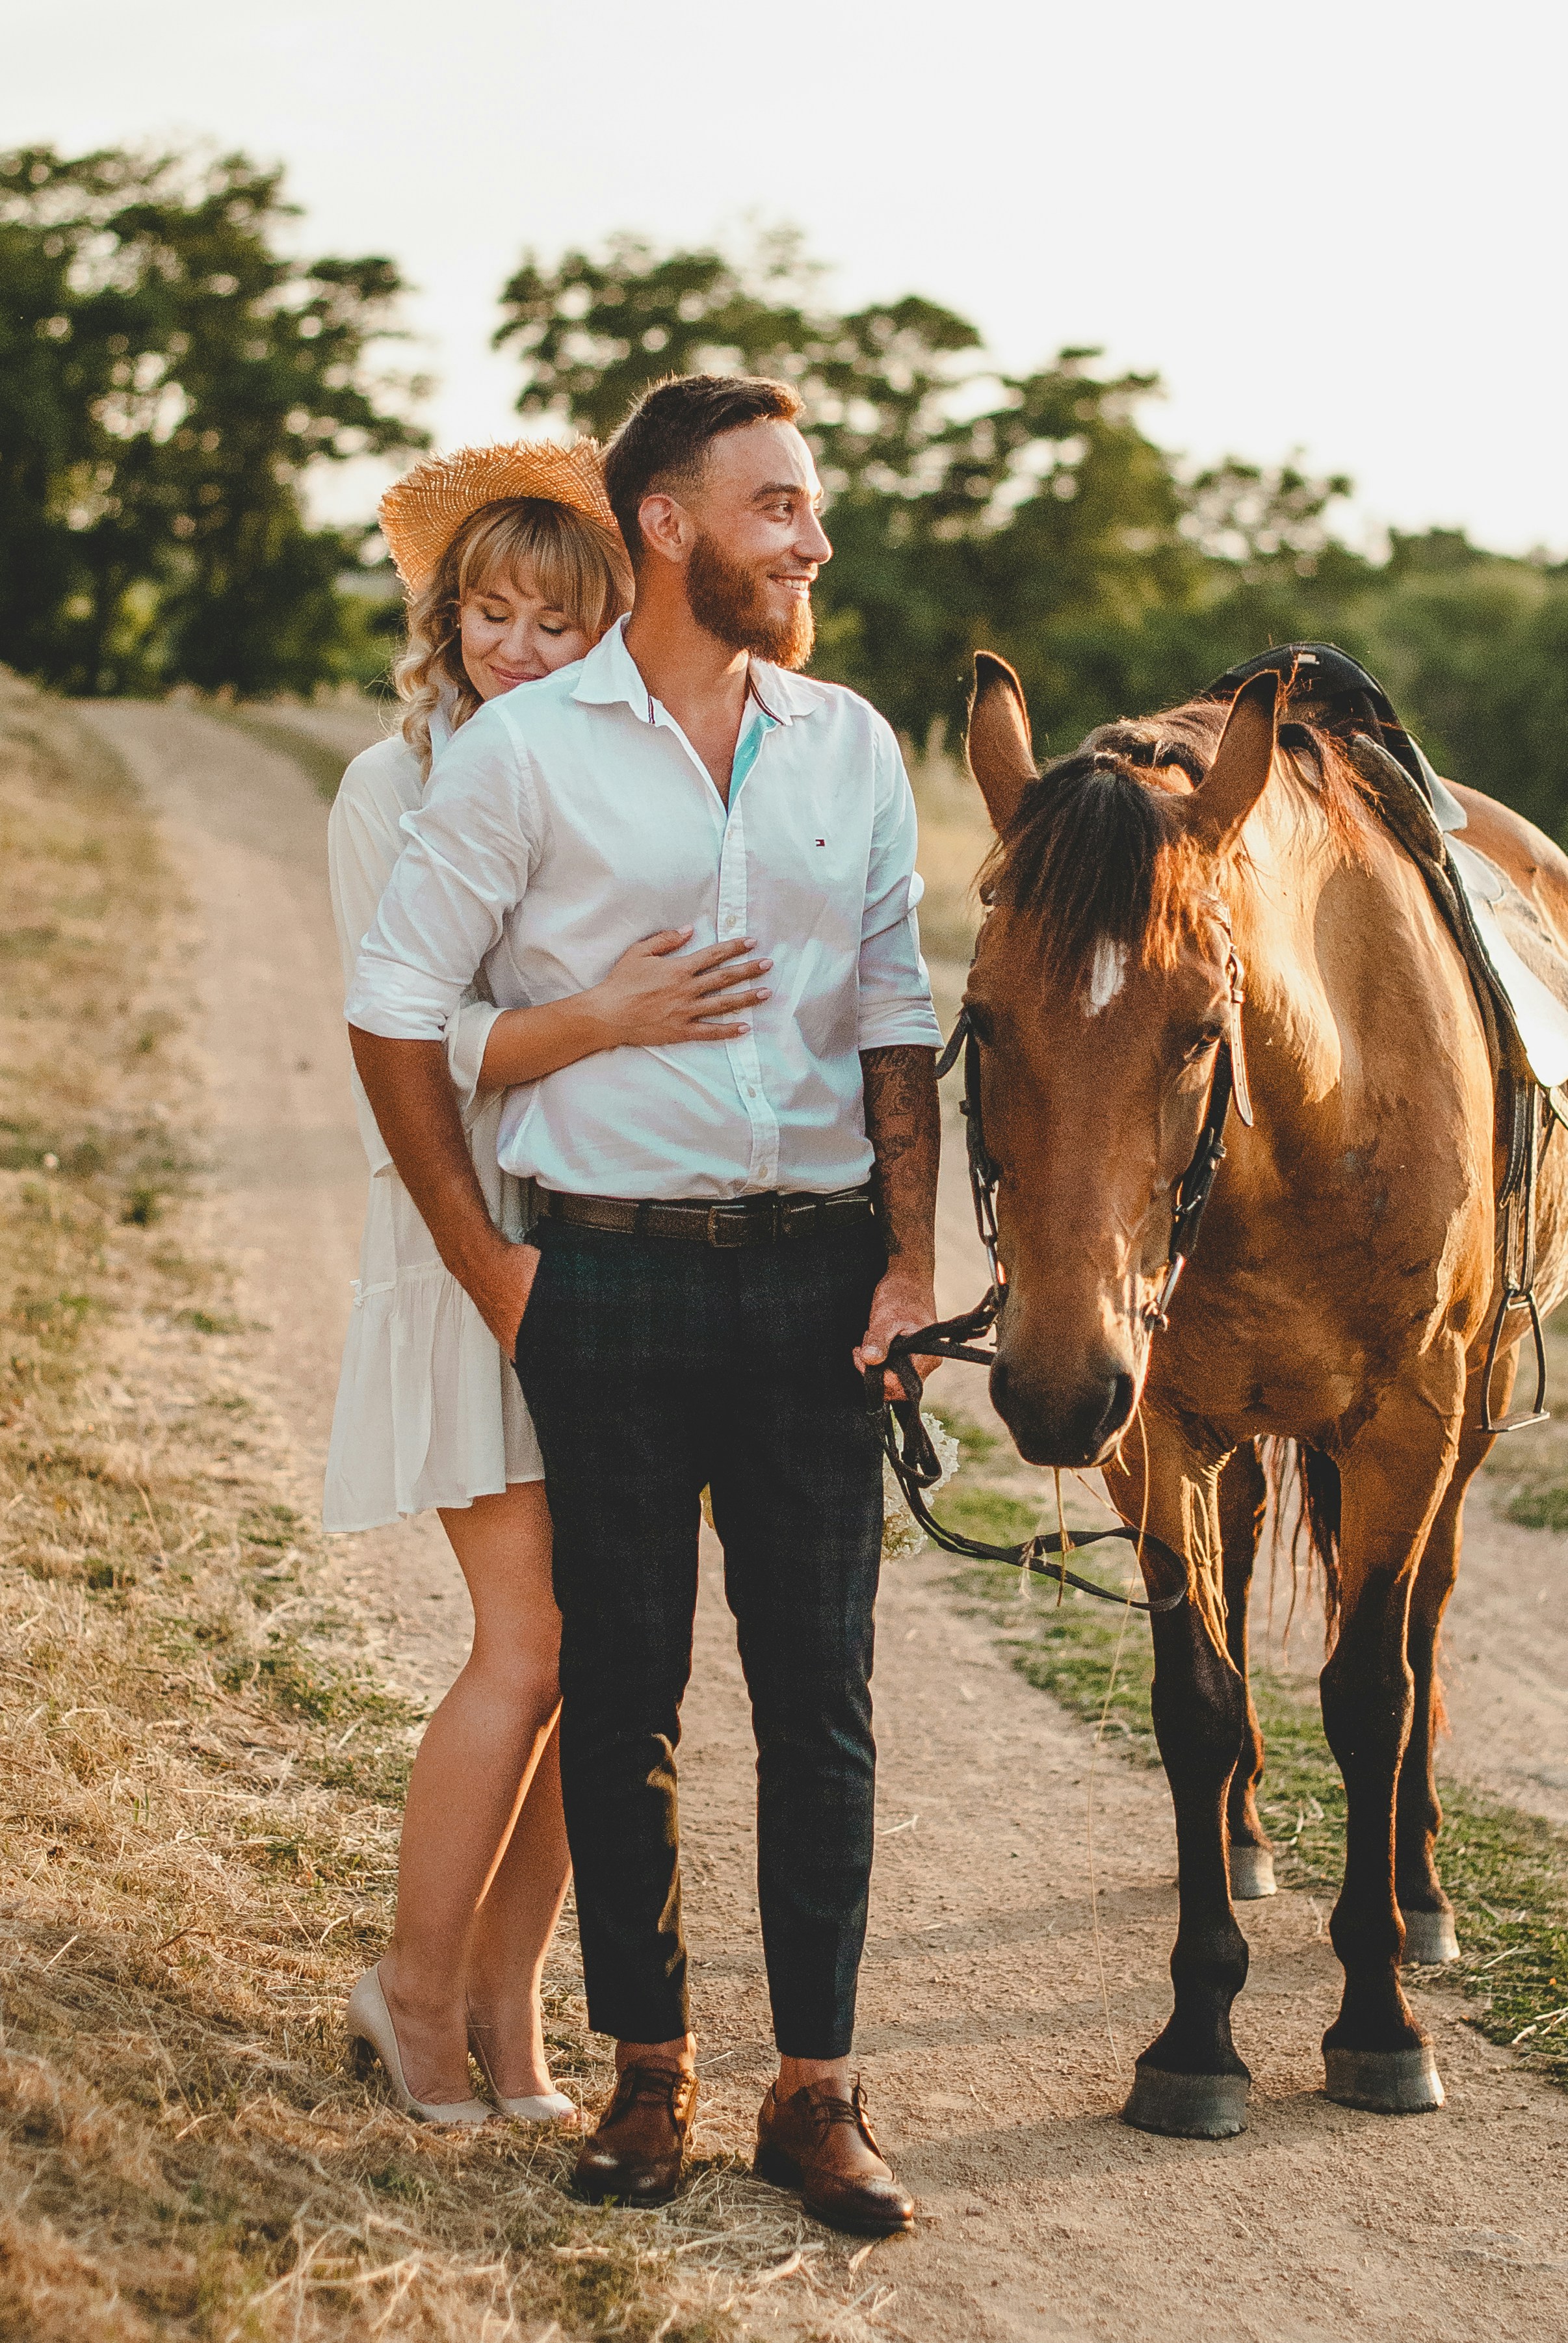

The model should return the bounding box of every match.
[456,504,618,638]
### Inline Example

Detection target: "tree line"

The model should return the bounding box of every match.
[5,146,1567,836]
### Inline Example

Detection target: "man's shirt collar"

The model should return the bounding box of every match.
[571,614,828,729]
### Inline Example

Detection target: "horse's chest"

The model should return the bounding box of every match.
[1156,1177,1477,1441]
[1154,1304,1360,1439]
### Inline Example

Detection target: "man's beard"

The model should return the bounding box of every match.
[685,529,815,670]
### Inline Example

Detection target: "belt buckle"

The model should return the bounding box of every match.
[706,1202,749,1247]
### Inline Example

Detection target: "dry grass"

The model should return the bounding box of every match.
[0,672,898,2342]
[906,736,991,971]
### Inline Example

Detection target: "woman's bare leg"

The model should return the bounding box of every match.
[376,1480,564,2102]
[465,1718,573,2097]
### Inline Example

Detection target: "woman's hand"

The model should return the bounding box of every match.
[475,930,771,1093]
[586,928,771,1049]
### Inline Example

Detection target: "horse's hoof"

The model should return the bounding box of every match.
[1322,2044,1444,2114]
[1121,2064,1249,2138]
[1399,1906,1459,1965]
[1229,1845,1277,1900]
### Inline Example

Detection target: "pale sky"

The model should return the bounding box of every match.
[8,0,1565,555]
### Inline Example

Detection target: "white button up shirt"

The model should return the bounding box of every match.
[345,618,942,1201]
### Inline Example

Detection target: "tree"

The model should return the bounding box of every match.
[496,234,1210,737]
[496,227,985,502]
[0,145,425,696]
[1342,533,1568,836]
[496,231,1568,835]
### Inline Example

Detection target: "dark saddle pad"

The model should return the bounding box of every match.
[1205,642,1466,828]
[1203,642,1568,1095]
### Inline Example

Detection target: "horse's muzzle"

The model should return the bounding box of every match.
[989,1355,1138,1469]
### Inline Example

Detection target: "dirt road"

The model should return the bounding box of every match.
[85,701,1568,2343]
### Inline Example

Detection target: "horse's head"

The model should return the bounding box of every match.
[963,654,1280,1466]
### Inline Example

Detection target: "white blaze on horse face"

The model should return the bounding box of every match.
[1085,937,1129,1015]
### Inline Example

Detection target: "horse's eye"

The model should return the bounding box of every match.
[965,1002,995,1047]
[1183,1024,1225,1064]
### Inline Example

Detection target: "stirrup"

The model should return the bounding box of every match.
[1482,1283,1549,1434]
[1483,1083,1550,1434]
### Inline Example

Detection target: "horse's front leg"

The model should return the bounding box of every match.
[1320,1375,1462,2113]
[1106,1424,1253,2138]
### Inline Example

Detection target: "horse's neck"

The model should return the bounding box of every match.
[1232,781,1410,1120]
[1199,766,1498,1383]
[1231,802,1321,1094]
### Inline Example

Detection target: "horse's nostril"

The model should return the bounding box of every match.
[1095,1372,1136,1448]
[990,1355,1136,1468]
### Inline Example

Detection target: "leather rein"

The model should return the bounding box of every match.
[864,946,1253,1616]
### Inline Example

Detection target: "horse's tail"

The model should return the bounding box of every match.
[1261,1437,1342,1647]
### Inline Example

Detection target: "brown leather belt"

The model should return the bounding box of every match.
[529,1183,875,1248]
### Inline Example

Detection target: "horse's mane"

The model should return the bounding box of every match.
[982,698,1370,991]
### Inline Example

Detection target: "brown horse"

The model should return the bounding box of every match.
[961,654,1568,2135]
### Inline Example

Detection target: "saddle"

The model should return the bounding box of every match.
[1206,644,1568,1428]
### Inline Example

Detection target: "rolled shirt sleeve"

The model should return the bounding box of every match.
[345,699,543,1041]
[856,724,945,1053]
[444,996,506,1129]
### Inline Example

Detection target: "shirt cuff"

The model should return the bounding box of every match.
[856,997,946,1052]
[344,958,458,1043]
[445,1000,506,1128]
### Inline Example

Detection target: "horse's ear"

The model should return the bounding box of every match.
[965,651,1037,832]
[1188,669,1280,854]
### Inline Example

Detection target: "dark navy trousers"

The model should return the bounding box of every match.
[514,1216,886,2058]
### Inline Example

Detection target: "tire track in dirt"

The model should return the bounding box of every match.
[85,701,1568,2343]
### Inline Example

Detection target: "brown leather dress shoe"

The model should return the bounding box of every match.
[573,2063,698,2206]
[754,2078,914,2235]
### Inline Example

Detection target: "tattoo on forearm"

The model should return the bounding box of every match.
[860,1045,939,1262]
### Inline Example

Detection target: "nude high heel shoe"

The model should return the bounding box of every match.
[467,2023,577,2124]
[346,1967,492,2126]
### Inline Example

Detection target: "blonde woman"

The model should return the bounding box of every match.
[328,442,772,2123]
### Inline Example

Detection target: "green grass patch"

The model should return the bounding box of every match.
[238,1501,304,1549]
[176,1305,248,1335]
[1503,1476,1568,1532]
[935,1436,1568,2088]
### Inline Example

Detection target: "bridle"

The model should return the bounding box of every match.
[866,932,1254,1615]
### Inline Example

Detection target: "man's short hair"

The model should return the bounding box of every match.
[603,373,804,566]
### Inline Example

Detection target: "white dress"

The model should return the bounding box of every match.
[322,729,544,1532]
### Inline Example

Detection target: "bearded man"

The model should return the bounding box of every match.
[346,375,941,2232]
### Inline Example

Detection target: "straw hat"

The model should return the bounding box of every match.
[378,438,618,592]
